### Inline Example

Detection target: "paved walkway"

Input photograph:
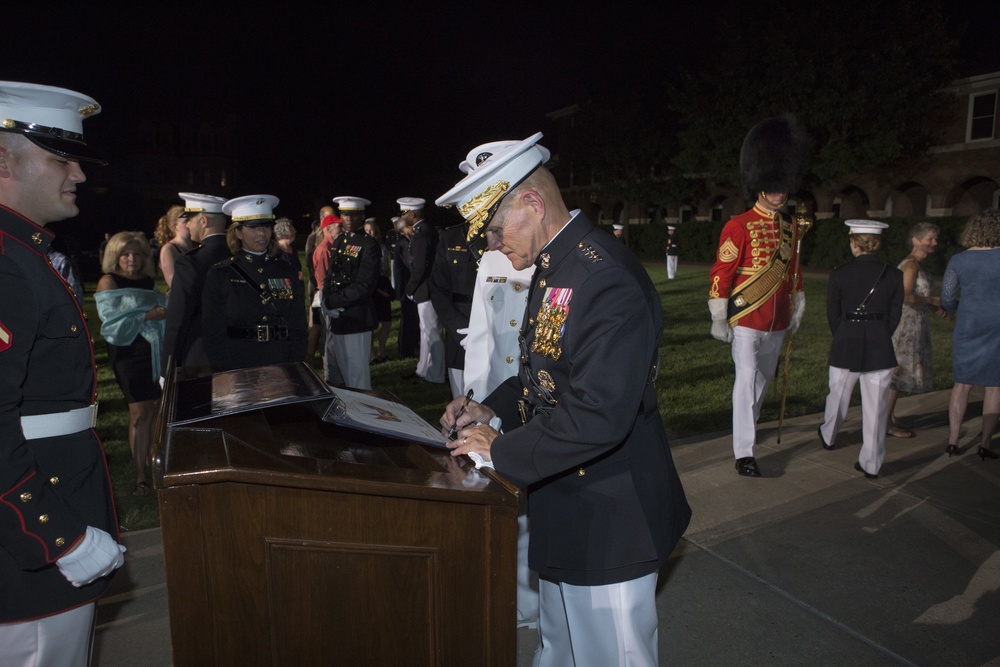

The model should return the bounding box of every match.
[94,387,1000,666]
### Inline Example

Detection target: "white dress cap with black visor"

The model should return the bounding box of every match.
[178,192,227,219]
[845,219,889,235]
[332,196,371,212]
[0,81,106,165]
[436,132,551,242]
[223,195,279,227]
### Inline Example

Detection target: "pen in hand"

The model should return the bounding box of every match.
[448,389,474,441]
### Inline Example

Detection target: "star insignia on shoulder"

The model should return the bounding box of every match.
[577,242,603,262]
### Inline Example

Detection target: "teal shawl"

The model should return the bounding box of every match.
[94,287,167,381]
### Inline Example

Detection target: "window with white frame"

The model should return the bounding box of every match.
[967,91,997,141]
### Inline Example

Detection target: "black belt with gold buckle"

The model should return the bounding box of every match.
[227,324,289,342]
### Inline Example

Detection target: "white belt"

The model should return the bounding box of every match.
[20,405,98,440]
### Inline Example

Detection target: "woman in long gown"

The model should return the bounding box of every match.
[887,222,945,437]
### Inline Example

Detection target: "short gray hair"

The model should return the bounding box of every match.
[273,217,295,240]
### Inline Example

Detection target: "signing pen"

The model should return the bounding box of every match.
[449,389,474,440]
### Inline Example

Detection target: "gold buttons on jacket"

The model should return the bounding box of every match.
[539,279,547,288]
[523,387,529,396]
[514,283,522,292]
[32,232,43,245]
[506,356,514,364]
[20,492,32,502]
[577,468,586,476]
[70,325,78,333]
[55,537,65,547]
[39,514,49,524]
[509,319,517,327]
[49,476,60,485]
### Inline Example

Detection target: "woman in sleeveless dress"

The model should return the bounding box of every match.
[95,232,167,496]
[155,203,193,290]
[887,222,945,437]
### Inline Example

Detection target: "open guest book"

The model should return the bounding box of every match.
[167,362,448,448]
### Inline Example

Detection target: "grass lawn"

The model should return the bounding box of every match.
[89,261,956,532]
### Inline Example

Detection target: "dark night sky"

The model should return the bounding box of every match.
[8,1,1000,234]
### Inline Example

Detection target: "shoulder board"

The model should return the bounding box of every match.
[577,242,604,263]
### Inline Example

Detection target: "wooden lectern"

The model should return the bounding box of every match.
[152,365,519,666]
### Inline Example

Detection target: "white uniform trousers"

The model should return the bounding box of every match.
[533,572,658,667]
[332,331,372,391]
[666,255,677,280]
[322,314,344,386]
[517,511,539,628]
[820,366,891,475]
[731,326,786,459]
[0,602,95,667]
[415,300,445,383]
[447,367,464,400]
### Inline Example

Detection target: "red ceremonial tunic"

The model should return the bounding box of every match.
[708,203,802,332]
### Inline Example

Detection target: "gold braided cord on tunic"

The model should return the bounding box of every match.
[726,215,793,327]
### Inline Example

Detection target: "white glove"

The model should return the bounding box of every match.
[788,292,806,336]
[708,298,733,343]
[56,526,127,587]
[456,327,470,350]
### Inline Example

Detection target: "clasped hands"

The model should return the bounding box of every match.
[439,396,498,462]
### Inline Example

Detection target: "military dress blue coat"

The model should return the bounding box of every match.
[0,206,118,622]
[484,213,691,587]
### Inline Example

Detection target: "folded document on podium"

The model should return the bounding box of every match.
[168,362,447,448]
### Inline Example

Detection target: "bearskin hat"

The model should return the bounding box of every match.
[739,113,807,200]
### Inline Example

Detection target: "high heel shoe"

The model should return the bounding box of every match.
[946,444,961,457]
[978,447,998,461]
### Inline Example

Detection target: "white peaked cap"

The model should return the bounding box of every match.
[845,219,889,235]
[223,195,279,222]
[396,197,426,211]
[436,132,551,240]
[179,192,227,215]
[0,81,104,163]
[333,196,371,211]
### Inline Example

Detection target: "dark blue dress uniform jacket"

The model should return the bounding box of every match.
[0,206,118,622]
[826,253,904,372]
[201,250,308,372]
[484,213,691,587]
[430,222,483,370]
[324,229,381,335]
[404,219,438,304]
[161,234,231,371]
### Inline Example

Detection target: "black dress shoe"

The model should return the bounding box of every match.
[735,457,761,477]
[854,461,878,479]
[818,425,834,451]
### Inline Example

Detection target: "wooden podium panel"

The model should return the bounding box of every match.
[153,368,519,667]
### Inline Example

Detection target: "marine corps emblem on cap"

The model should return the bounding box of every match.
[0,81,106,164]
[436,133,552,240]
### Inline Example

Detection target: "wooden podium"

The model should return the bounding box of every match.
[152,365,519,666]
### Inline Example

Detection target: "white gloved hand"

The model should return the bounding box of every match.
[788,292,806,336]
[56,526,127,588]
[456,327,470,350]
[708,298,733,343]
